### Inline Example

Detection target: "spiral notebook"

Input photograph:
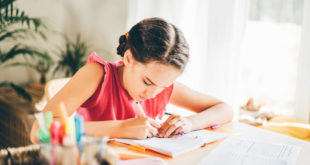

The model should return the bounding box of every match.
[112,130,229,157]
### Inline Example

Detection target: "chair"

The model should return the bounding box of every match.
[45,77,71,100]
[35,78,71,111]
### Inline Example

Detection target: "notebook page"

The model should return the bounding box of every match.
[115,130,229,157]
[198,138,301,165]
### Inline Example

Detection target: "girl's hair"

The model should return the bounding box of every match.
[117,17,189,71]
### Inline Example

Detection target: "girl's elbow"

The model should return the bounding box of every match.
[222,103,234,123]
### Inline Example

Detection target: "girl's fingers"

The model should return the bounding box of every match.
[168,117,181,125]
[164,121,183,138]
[161,117,181,137]
[147,118,161,128]
[159,115,180,137]
[147,122,158,137]
[161,114,176,128]
[172,126,183,136]
[146,129,152,138]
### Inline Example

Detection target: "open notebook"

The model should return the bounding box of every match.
[112,130,229,157]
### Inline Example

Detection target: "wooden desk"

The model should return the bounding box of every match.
[108,122,310,165]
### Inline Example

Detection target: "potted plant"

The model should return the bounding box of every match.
[8,51,54,84]
[53,34,89,77]
[0,0,51,101]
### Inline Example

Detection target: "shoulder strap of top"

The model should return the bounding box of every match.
[87,52,107,65]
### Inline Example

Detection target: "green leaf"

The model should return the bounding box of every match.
[0,81,32,101]
[38,30,47,40]
[0,45,48,63]
[15,8,19,16]
[6,61,34,69]
[9,83,32,101]
[52,64,60,76]
[0,0,16,10]
[10,3,13,21]
[26,18,30,28]
[0,28,28,41]
[53,34,88,76]
[0,81,10,87]
[5,3,8,18]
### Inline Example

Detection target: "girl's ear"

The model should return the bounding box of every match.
[123,49,134,66]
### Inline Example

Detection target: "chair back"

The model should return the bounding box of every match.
[45,78,71,100]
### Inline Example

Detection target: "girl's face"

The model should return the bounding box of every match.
[121,50,182,101]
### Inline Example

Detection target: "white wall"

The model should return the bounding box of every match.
[1,0,127,84]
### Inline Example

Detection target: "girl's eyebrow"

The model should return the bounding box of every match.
[145,76,169,88]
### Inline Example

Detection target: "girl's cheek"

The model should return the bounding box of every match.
[134,83,144,94]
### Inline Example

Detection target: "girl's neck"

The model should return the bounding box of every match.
[116,63,128,93]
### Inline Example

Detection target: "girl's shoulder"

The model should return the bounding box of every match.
[84,52,110,76]
[78,52,108,87]
[84,62,105,77]
[82,52,120,89]
[87,52,108,66]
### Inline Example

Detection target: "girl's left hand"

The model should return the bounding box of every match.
[158,114,193,138]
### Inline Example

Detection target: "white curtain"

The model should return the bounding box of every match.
[296,0,310,123]
[126,0,249,113]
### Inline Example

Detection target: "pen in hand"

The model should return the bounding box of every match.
[136,101,162,138]
[135,101,146,117]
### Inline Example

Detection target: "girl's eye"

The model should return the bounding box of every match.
[143,80,152,86]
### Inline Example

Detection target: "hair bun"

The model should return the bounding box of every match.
[116,34,127,57]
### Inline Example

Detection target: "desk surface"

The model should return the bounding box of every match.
[108,122,310,165]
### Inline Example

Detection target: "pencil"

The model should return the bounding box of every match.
[135,101,146,117]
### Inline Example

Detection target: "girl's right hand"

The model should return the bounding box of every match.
[120,117,161,139]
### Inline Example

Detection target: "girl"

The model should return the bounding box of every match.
[30,17,233,142]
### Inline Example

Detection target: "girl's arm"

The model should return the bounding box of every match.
[30,62,159,142]
[85,117,160,139]
[158,82,234,137]
[31,62,105,142]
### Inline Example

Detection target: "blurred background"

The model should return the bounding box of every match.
[1,0,310,148]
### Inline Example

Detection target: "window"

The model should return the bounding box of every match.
[239,0,304,116]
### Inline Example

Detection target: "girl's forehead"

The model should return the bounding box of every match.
[137,61,181,86]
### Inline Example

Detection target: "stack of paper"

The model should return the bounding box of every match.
[198,138,301,165]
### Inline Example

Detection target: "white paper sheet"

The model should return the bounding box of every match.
[114,130,229,157]
[119,157,168,165]
[198,138,301,165]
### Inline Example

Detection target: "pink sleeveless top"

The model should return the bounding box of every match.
[77,52,174,121]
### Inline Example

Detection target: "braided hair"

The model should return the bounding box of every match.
[116,17,189,71]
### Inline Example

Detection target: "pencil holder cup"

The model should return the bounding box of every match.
[39,136,119,165]
[80,136,119,165]
[39,143,79,165]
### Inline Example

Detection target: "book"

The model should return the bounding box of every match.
[112,130,229,157]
